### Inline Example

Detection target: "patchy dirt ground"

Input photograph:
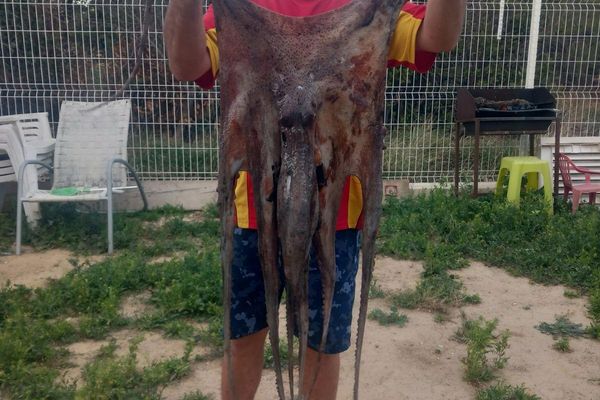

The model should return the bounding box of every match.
[1,252,599,399]
[0,248,103,288]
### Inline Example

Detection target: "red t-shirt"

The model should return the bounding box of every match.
[196,0,436,88]
[196,1,437,230]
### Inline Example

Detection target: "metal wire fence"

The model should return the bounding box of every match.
[1,0,598,183]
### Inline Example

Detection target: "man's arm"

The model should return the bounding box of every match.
[416,0,467,53]
[164,0,211,81]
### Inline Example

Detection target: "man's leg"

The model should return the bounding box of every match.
[223,228,274,399]
[303,348,341,400]
[221,328,268,400]
[302,229,360,399]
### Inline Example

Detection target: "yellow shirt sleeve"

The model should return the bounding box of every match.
[205,28,220,79]
[387,8,423,66]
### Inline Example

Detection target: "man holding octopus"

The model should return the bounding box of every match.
[165,1,466,399]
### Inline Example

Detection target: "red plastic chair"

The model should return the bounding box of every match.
[558,153,600,213]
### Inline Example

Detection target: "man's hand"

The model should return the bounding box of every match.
[417,0,467,53]
[164,0,212,81]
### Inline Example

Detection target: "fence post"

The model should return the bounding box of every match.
[497,0,506,40]
[525,0,542,88]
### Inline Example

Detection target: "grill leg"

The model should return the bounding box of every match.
[554,116,562,198]
[473,119,481,197]
[454,122,461,196]
[529,134,535,156]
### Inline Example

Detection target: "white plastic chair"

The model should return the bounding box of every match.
[0,113,55,215]
[16,100,148,255]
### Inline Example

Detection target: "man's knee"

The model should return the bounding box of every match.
[230,328,269,358]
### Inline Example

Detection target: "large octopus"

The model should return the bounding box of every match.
[214,1,405,398]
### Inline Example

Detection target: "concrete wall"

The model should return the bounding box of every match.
[115,179,497,211]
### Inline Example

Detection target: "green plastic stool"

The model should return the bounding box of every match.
[495,156,553,214]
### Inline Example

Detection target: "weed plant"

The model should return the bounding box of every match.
[181,391,214,400]
[368,278,386,299]
[587,323,600,340]
[476,382,540,400]
[433,313,449,324]
[455,314,510,384]
[263,339,296,370]
[77,338,192,399]
[588,288,600,323]
[563,289,580,299]
[0,205,15,254]
[368,307,409,327]
[552,337,572,352]
[536,315,587,339]
[391,263,480,313]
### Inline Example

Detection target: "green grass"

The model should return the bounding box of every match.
[382,204,482,314]
[476,382,541,400]
[0,204,224,399]
[379,190,600,334]
[587,323,600,340]
[588,288,600,323]
[76,337,192,399]
[391,270,480,314]
[1,188,600,397]
[552,337,572,352]
[563,289,580,299]
[379,191,600,292]
[129,135,219,182]
[368,307,408,327]
[0,204,15,254]
[263,339,296,370]
[180,391,214,400]
[455,314,510,385]
[368,278,386,299]
[434,313,449,324]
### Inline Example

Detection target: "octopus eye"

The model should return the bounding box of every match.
[280,113,297,128]
[302,113,315,128]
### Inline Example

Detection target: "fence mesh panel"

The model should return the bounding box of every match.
[1,0,598,182]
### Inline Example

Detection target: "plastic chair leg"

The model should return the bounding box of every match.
[526,172,538,192]
[496,168,508,195]
[506,168,523,205]
[0,184,6,212]
[572,190,582,214]
[541,167,553,214]
[16,198,23,255]
[107,197,113,255]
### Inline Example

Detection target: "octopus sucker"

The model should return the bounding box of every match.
[214,1,404,398]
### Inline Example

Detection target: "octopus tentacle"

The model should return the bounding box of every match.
[251,170,285,399]
[353,125,385,400]
[249,107,285,398]
[306,170,345,396]
[219,158,242,400]
[285,288,295,399]
[277,121,318,399]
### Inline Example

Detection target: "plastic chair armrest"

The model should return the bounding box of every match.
[106,158,148,211]
[17,160,54,200]
[572,165,600,175]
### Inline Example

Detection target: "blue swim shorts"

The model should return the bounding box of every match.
[230,227,360,354]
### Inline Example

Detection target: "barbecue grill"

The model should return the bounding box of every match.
[454,87,561,196]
